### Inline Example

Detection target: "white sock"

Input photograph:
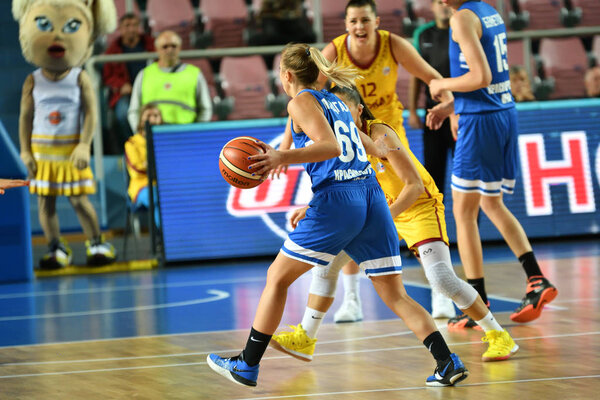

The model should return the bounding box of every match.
[300,307,325,338]
[475,311,503,332]
[342,272,360,300]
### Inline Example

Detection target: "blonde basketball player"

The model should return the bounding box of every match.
[271,86,518,364]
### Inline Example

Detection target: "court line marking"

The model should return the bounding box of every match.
[2,331,417,366]
[233,375,600,400]
[0,277,532,325]
[0,290,229,322]
[0,319,406,349]
[553,297,600,304]
[0,277,267,299]
[1,330,598,373]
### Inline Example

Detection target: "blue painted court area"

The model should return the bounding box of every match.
[0,238,597,348]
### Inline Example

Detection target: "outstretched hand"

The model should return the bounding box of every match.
[0,179,29,194]
[70,143,91,170]
[270,164,289,179]
[248,140,284,178]
[289,206,308,229]
[426,101,454,131]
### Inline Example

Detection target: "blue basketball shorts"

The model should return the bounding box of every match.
[451,107,518,196]
[282,180,402,277]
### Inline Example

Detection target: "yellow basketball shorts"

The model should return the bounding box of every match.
[394,197,449,252]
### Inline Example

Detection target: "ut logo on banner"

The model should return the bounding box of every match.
[226,165,313,238]
[518,131,596,216]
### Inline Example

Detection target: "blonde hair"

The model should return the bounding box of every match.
[281,43,360,89]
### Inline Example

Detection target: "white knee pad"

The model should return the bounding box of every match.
[419,241,478,310]
[309,251,351,298]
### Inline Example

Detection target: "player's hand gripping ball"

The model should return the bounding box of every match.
[219,136,265,188]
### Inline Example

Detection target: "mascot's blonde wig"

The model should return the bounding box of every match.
[12,0,116,64]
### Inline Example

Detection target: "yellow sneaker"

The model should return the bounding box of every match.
[86,234,117,266]
[269,324,317,362]
[482,329,519,362]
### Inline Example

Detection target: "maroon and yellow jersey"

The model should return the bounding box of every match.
[332,30,407,146]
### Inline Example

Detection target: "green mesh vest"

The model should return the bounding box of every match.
[141,63,199,124]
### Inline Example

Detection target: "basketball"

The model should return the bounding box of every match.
[219,136,265,189]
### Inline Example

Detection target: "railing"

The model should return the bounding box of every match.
[85,25,600,226]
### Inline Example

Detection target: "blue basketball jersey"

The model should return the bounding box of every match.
[449,1,514,114]
[291,89,375,190]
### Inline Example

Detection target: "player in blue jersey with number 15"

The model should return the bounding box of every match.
[427,0,558,327]
[207,43,468,388]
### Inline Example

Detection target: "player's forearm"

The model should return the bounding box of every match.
[439,72,491,93]
[389,183,424,218]
[280,140,340,165]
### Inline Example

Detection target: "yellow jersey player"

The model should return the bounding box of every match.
[321,0,458,320]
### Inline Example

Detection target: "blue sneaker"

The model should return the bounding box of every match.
[206,353,259,387]
[426,353,469,387]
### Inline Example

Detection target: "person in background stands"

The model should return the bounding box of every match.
[103,13,155,153]
[124,103,162,228]
[128,31,212,131]
[509,65,535,102]
[247,0,316,68]
[584,65,600,98]
[409,0,455,201]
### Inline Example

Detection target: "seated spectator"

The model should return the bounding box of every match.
[247,0,316,65]
[128,31,213,131]
[124,103,163,228]
[103,13,155,153]
[584,66,600,98]
[510,65,536,102]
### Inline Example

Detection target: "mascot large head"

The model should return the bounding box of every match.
[12,0,116,71]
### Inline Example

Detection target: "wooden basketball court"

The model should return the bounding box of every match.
[0,242,598,399]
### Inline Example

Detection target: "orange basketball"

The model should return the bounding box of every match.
[219,136,265,189]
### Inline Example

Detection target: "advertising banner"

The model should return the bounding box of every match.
[153,99,600,263]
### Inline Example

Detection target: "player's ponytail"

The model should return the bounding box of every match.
[281,43,361,89]
[329,85,376,121]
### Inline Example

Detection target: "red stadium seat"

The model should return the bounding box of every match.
[593,35,600,63]
[516,0,563,30]
[571,0,600,27]
[411,0,434,22]
[272,53,283,94]
[220,56,274,120]
[507,39,536,72]
[201,0,248,48]
[312,0,346,42]
[375,0,406,36]
[147,0,196,48]
[187,58,218,99]
[539,37,588,99]
[507,39,525,67]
